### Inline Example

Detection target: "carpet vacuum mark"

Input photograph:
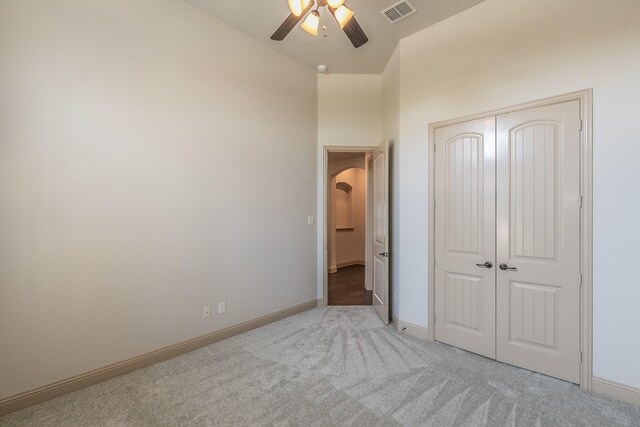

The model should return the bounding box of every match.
[2,307,639,426]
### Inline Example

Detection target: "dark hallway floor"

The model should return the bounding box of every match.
[328,265,372,306]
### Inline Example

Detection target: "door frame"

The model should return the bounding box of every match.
[322,145,377,306]
[427,89,593,390]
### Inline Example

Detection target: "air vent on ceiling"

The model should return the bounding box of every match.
[381,0,417,24]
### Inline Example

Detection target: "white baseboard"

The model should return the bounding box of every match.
[336,259,365,268]
[592,376,640,406]
[328,260,365,274]
[392,314,430,341]
[0,299,320,416]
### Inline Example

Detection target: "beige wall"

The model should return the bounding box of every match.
[333,168,366,266]
[318,75,383,148]
[390,0,640,389]
[0,0,317,399]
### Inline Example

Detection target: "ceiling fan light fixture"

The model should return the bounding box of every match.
[301,10,321,35]
[288,0,312,17]
[272,0,367,48]
[333,5,354,29]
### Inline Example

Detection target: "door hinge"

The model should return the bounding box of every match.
[434,258,436,268]
[579,274,583,286]
[579,196,583,208]
[434,200,436,210]
[579,119,583,132]
[433,144,436,153]
[580,351,583,364]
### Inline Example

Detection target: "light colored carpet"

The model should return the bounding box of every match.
[1,307,639,426]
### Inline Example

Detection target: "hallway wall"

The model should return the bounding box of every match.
[334,168,366,267]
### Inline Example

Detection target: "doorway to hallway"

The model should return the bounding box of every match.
[326,151,371,306]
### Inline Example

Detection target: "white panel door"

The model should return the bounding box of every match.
[435,118,496,358]
[496,101,581,383]
[372,140,389,324]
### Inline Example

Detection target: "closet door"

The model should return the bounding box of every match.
[495,101,581,383]
[434,118,496,358]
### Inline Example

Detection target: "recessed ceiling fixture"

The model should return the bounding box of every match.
[271,0,368,48]
[380,0,417,24]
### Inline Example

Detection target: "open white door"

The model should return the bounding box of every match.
[372,140,389,324]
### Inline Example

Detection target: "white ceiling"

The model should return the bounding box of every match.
[185,0,486,74]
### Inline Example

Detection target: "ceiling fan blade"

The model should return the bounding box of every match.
[328,8,368,48]
[270,3,314,41]
[341,16,368,48]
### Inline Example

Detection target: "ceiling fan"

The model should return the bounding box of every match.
[271,0,368,48]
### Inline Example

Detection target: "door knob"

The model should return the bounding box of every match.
[378,252,389,257]
[476,261,493,269]
[499,263,517,271]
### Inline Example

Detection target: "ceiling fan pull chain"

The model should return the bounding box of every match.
[321,7,328,37]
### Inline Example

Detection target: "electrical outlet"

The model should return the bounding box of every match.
[218,301,226,314]
[307,216,315,225]
[203,305,211,318]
